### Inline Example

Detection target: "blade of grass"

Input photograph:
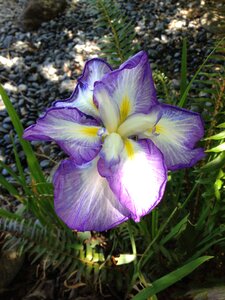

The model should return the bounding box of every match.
[138,207,178,270]
[0,160,23,185]
[11,136,32,196]
[178,39,224,108]
[0,174,20,196]
[180,38,187,97]
[133,256,213,300]
[0,84,47,192]
[160,214,189,245]
[0,208,23,221]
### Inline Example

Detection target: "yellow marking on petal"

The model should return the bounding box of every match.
[147,127,153,134]
[155,124,165,134]
[124,139,135,159]
[80,126,99,137]
[146,124,165,135]
[120,95,131,124]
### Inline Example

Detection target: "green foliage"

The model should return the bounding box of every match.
[89,0,139,66]
[133,256,213,300]
[0,215,106,282]
[180,37,188,97]
[0,85,47,192]
[178,39,224,108]
[152,70,173,103]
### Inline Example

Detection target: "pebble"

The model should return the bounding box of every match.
[18,84,27,92]
[40,159,50,168]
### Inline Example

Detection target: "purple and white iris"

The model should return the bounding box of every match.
[23,51,205,231]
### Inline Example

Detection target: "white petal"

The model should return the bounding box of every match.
[118,113,159,138]
[54,158,130,231]
[100,133,124,166]
[94,82,120,132]
[98,139,167,221]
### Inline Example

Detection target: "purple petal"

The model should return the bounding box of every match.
[98,139,167,222]
[23,107,102,165]
[95,51,158,123]
[54,158,130,231]
[141,104,205,170]
[54,58,112,118]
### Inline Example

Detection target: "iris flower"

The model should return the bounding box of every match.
[23,51,204,231]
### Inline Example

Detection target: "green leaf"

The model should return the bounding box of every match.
[217,122,225,128]
[0,160,22,185]
[205,131,225,140]
[12,137,32,196]
[0,174,19,196]
[180,38,187,97]
[0,84,47,192]
[133,256,213,300]
[206,143,225,153]
[201,152,225,170]
[160,214,189,245]
[178,39,223,108]
[115,254,136,265]
[0,208,23,221]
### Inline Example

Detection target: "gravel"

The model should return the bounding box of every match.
[0,0,215,179]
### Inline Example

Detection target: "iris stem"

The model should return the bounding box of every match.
[127,220,138,293]
[138,207,178,270]
[180,175,202,210]
[151,209,159,239]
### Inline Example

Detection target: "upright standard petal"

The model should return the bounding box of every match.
[54,58,112,118]
[98,139,167,222]
[54,158,130,231]
[98,51,158,124]
[141,104,205,170]
[94,82,120,132]
[23,107,102,165]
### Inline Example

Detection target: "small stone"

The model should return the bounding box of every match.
[2,123,11,130]
[2,35,13,48]
[28,74,39,82]
[3,134,11,143]
[40,159,50,168]
[2,169,8,176]
[171,79,180,89]
[20,107,27,116]
[4,117,11,123]
[60,80,75,92]
[0,127,7,133]
[161,34,168,43]
[18,84,27,92]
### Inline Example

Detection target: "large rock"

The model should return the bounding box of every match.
[186,287,225,300]
[19,0,67,31]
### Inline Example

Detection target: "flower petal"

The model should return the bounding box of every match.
[94,82,120,132]
[100,132,124,166]
[118,112,161,138]
[98,51,158,123]
[23,107,102,165]
[141,104,205,170]
[54,58,113,118]
[98,139,167,222]
[54,158,130,231]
